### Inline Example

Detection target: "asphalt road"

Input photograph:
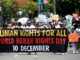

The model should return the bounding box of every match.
[0,47,80,60]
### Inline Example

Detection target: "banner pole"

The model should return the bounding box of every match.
[42,0,44,14]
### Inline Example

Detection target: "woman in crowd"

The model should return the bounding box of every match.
[71,26,78,53]
[76,24,80,52]
[10,22,15,29]
[11,23,18,29]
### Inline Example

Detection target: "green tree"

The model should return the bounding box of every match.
[41,0,80,16]
[15,0,38,18]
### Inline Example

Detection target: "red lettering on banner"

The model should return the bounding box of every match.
[41,38,44,44]
[56,38,59,44]
[63,38,66,44]
[60,38,62,44]
[56,38,66,44]
[35,38,54,44]
[20,38,23,44]
[48,38,51,44]
[35,38,39,44]
[0,38,4,44]
[16,38,33,44]
[5,38,8,44]
[0,38,14,44]
[29,38,33,44]
[51,38,54,44]
[27,38,30,44]
[10,38,14,44]
[45,38,48,44]
[16,38,19,44]
[23,38,27,44]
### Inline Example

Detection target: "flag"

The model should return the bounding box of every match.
[40,4,43,11]
[0,7,1,11]
[38,0,42,4]
[43,0,47,4]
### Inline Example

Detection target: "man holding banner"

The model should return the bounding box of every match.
[62,23,70,55]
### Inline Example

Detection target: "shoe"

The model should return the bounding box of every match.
[35,52,37,55]
[73,51,75,54]
[76,51,78,54]
[69,45,72,48]
[62,53,65,55]
[27,53,31,55]
[65,53,67,55]
[2,53,4,55]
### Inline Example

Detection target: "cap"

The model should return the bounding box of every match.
[71,26,75,29]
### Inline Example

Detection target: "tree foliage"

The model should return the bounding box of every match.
[14,0,38,15]
[0,0,38,18]
[47,0,80,16]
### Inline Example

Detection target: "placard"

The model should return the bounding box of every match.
[73,13,78,18]
[52,15,59,20]
[48,18,52,22]
[69,33,79,42]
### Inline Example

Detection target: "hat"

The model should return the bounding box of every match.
[71,26,75,29]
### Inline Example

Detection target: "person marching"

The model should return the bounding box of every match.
[62,23,70,55]
[1,23,8,55]
[26,21,37,55]
[71,26,78,53]
[76,24,80,53]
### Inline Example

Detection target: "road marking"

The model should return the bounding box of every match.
[33,55,38,57]
[14,55,18,57]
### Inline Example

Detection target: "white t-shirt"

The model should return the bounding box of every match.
[11,26,25,29]
[26,25,36,28]
[11,26,18,29]
[55,25,60,28]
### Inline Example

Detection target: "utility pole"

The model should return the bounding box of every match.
[38,4,40,14]
[53,0,56,15]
